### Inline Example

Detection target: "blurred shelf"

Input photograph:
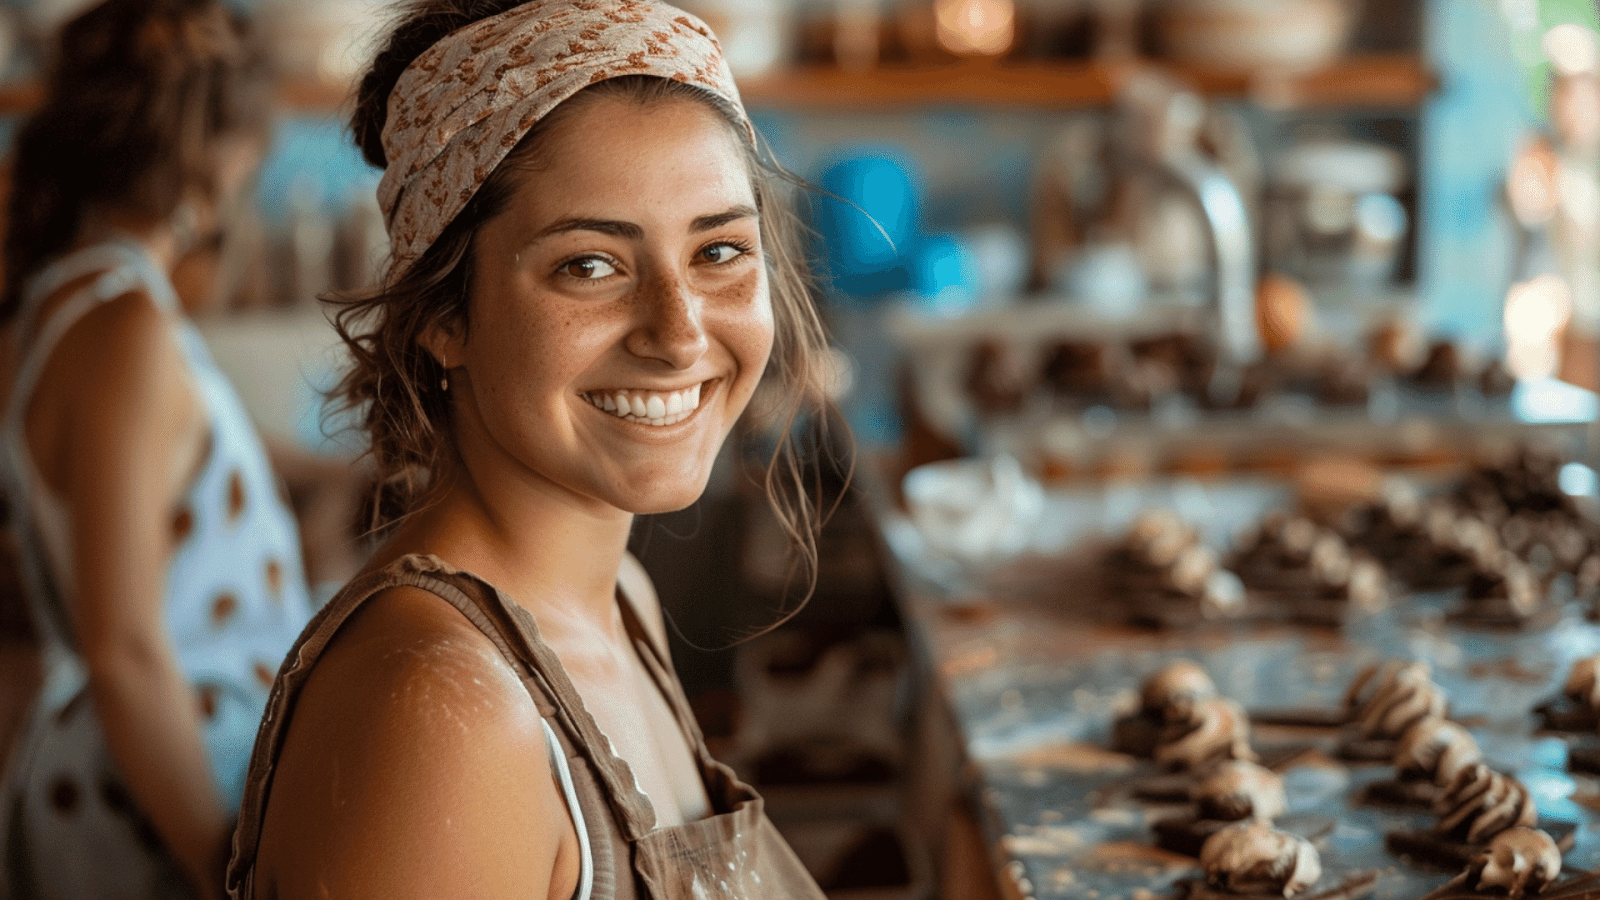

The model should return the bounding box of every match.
[0,55,1431,117]
[739,53,1436,111]
[0,78,350,116]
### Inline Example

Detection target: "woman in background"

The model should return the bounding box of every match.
[0,2,316,898]
[226,1,833,897]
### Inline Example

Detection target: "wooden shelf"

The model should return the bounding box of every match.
[0,78,350,117]
[0,54,1431,117]
[739,53,1435,111]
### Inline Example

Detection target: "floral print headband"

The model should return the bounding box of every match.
[376,0,753,280]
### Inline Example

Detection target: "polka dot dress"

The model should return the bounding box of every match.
[0,242,316,900]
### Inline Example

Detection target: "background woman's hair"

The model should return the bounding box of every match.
[334,0,838,595]
[0,0,272,321]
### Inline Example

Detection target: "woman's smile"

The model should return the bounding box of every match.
[580,378,715,427]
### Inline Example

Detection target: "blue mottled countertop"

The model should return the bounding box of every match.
[870,467,1600,900]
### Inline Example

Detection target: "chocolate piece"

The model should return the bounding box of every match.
[1360,719,1483,809]
[1403,825,1583,892]
[1537,656,1600,732]
[1111,514,1248,628]
[1198,821,1322,897]
[1157,697,1256,772]
[1180,872,1378,900]
[1114,660,1219,757]
[1230,516,1390,625]
[1040,339,1136,407]
[1436,764,1537,845]
[1419,870,1600,900]
[1398,719,1482,787]
[1565,745,1600,775]
[1470,827,1561,897]
[1143,660,1220,720]
[1346,661,1449,742]
[1386,822,1575,876]
[1155,815,1238,859]
[1195,760,1288,822]
[1452,547,1549,629]
[1154,761,1289,857]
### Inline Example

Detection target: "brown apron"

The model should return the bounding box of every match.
[226,554,825,899]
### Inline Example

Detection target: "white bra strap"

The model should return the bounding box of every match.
[542,719,594,900]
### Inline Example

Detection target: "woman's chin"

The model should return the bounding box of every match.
[608,469,716,516]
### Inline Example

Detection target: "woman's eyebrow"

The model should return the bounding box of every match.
[690,205,758,232]
[535,217,644,240]
[532,205,758,242]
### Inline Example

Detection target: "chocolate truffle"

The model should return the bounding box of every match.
[1156,696,1256,772]
[1199,821,1322,898]
[1397,719,1482,788]
[1436,764,1538,845]
[1194,760,1289,822]
[1345,661,1449,741]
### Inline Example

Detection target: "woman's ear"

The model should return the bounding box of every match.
[419,318,464,372]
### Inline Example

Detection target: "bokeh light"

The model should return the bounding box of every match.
[1504,273,1575,380]
[934,0,1015,57]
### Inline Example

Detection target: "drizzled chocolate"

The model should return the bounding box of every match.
[1345,661,1448,740]
[1396,719,1482,787]
[1229,514,1389,621]
[1116,513,1246,622]
[1157,696,1256,772]
[1462,551,1542,621]
[1437,764,1538,845]
[1199,820,1322,897]
[1193,760,1288,822]
[1564,656,1600,710]
[1470,827,1562,897]
[1142,660,1219,721]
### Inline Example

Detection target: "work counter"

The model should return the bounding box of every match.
[867,462,1600,900]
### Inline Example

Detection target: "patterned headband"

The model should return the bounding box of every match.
[376,0,753,280]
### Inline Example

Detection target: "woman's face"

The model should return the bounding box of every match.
[432,94,773,516]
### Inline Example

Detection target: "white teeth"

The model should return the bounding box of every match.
[584,383,706,426]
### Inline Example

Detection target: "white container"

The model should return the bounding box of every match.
[1157,0,1355,72]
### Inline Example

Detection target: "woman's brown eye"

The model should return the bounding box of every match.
[561,257,616,279]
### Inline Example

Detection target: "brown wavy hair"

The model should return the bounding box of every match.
[334,0,835,587]
[1,0,271,321]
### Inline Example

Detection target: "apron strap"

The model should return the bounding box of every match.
[613,588,713,762]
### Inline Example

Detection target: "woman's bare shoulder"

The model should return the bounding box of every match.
[257,584,574,899]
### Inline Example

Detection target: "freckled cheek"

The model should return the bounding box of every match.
[710,270,776,379]
[477,303,620,396]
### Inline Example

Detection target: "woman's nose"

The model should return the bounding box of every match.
[626,271,710,369]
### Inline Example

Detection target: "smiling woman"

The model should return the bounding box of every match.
[223,2,832,899]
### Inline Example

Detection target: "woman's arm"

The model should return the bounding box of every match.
[60,292,229,899]
[257,585,580,899]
